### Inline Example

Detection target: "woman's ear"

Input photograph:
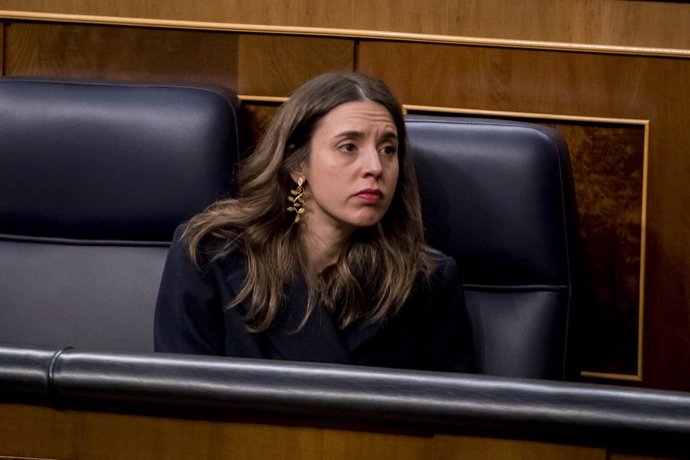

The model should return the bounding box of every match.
[289,162,307,184]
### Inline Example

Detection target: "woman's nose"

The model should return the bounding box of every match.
[361,144,383,177]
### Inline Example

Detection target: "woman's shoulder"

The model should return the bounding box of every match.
[427,247,450,262]
[428,248,459,282]
[426,247,458,275]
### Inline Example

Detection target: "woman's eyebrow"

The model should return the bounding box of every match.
[380,131,399,142]
[333,129,398,142]
[333,130,365,140]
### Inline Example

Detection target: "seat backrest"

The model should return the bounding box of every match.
[406,115,579,380]
[0,78,241,353]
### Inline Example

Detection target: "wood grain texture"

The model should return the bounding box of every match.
[237,34,353,96]
[4,21,239,86]
[1,0,690,50]
[1,403,673,460]
[608,453,680,460]
[0,403,323,459]
[323,430,431,459]
[359,41,690,391]
[0,22,4,76]
[432,435,606,459]
[358,42,662,118]
[3,22,354,96]
[551,121,645,376]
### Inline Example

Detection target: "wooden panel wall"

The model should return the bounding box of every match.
[1,0,690,49]
[0,402,681,459]
[236,35,353,96]
[1,1,689,392]
[4,22,239,86]
[3,22,353,90]
[0,403,657,460]
[0,22,4,72]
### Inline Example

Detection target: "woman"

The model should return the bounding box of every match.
[154,72,473,373]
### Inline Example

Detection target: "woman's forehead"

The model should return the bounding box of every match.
[318,101,396,135]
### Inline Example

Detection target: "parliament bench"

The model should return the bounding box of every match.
[1,78,687,458]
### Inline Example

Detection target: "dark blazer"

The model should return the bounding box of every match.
[154,226,474,373]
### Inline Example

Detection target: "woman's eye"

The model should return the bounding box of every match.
[340,143,357,152]
[382,145,398,155]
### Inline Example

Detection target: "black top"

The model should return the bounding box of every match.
[154,225,474,373]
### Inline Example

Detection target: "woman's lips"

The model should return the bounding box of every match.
[356,189,383,202]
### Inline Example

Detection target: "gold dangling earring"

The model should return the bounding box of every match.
[287,177,306,223]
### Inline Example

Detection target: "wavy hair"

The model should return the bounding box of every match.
[184,72,435,331]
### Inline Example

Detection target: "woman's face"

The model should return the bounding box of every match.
[295,100,399,236]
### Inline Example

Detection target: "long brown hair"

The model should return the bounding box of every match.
[184,72,435,331]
